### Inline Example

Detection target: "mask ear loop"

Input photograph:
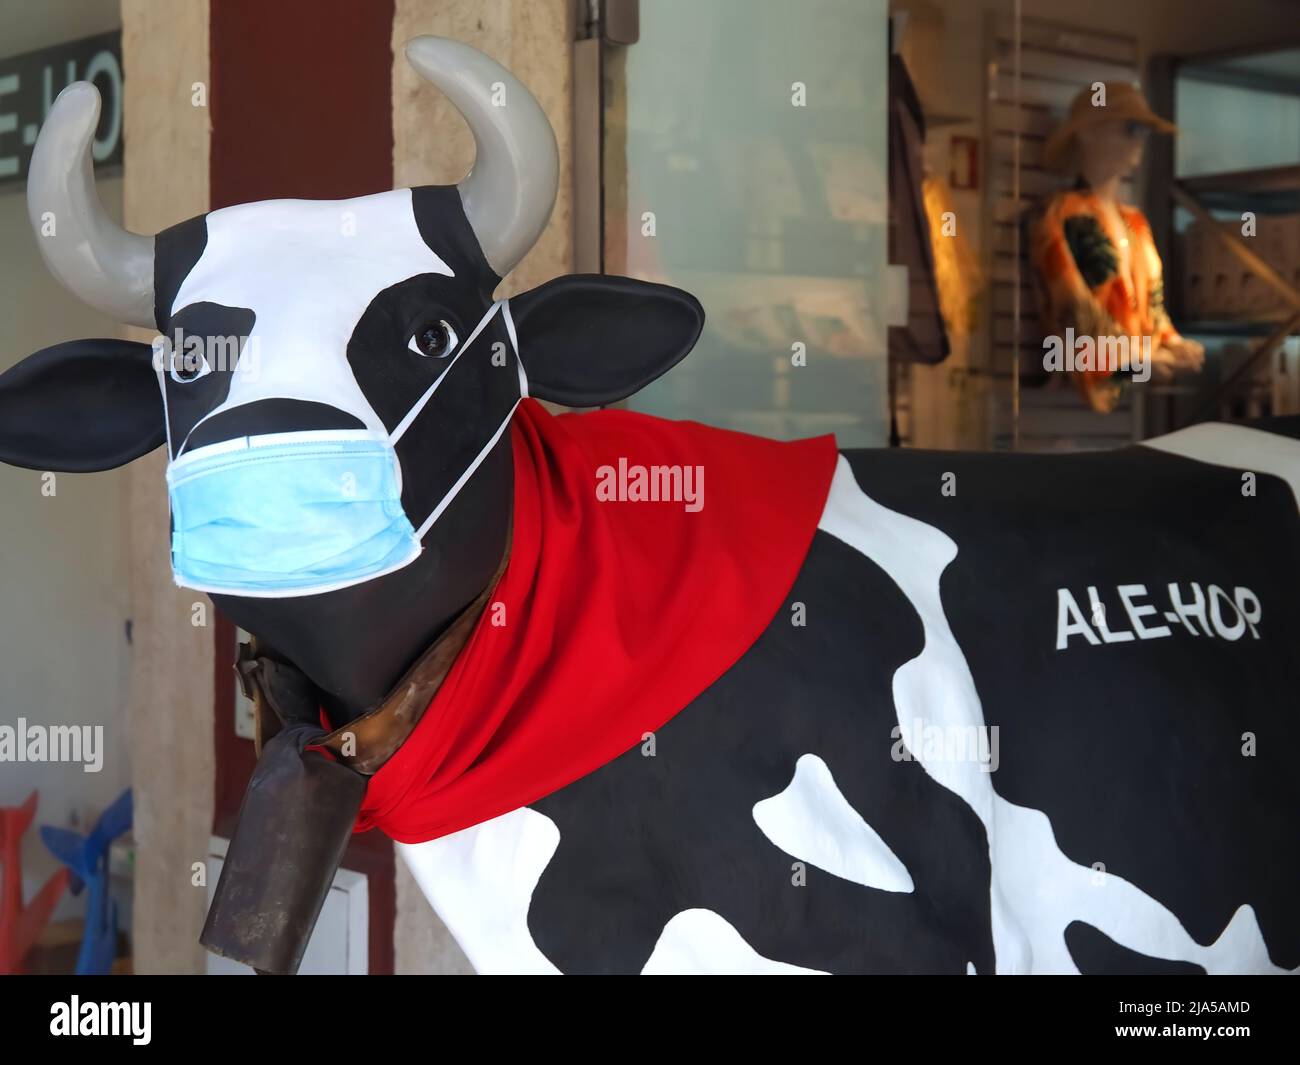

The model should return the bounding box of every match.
[410,297,527,542]
[389,299,505,447]
[501,297,528,400]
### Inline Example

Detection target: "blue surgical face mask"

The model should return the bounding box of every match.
[162,299,525,598]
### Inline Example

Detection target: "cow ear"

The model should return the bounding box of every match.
[506,275,704,406]
[0,338,166,472]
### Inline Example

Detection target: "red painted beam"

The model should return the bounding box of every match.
[207,0,397,975]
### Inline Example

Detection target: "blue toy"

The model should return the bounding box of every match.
[41,789,132,975]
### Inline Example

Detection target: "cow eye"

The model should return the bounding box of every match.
[169,350,212,384]
[408,319,458,359]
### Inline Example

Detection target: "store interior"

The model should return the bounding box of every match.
[1,0,1297,975]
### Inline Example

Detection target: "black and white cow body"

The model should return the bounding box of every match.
[402,424,1300,974]
[4,37,1298,975]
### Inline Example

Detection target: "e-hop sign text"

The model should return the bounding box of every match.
[0,31,123,185]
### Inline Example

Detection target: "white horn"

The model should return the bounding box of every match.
[404,36,559,277]
[27,81,155,328]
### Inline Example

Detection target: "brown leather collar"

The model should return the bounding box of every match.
[237,540,510,776]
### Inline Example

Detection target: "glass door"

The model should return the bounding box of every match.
[593,0,889,446]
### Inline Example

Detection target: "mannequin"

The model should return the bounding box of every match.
[1033,82,1204,413]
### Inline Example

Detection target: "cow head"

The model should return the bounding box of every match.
[0,38,704,717]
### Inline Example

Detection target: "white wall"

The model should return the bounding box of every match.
[0,179,133,895]
[0,0,132,912]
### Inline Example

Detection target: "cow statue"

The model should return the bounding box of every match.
[2,37,1297,976]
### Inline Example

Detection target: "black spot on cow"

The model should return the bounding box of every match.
[163,302,256,452]
[347,269,518,524]
[527,529,996,975]
[1065,920,1205,975]
[153,214,262,453]
[347,184,517,523]
[409,184,499,289]
[153,212,208,330]
[844,444,1300,970]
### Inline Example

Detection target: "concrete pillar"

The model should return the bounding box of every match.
[121,0,213,975]
[392,0,575,297]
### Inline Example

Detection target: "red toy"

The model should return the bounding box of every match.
[0,791,70,974]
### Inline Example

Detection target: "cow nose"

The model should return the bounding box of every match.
[181,399,367,454]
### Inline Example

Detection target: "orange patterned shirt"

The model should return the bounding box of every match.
[1031,188,1180,412]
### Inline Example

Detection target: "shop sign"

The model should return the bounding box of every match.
[0,31,123,187]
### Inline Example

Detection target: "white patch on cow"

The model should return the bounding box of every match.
[752,753,914,893]
[641,909,828,975]
[817,454,1294,975]
[171,189,451,443]
[967,961,976,974]
[1142,422,1300,511]
[397,807,561,975]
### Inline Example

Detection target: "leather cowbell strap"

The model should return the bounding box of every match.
[204,539,510,973]
[235,534,511,776]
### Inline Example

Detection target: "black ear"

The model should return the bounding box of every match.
[507,275,704,406]
[0,338,166,472]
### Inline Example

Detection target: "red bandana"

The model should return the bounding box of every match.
[356,399,838,843]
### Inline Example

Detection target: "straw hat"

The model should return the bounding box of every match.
[1043,82,1176,171]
